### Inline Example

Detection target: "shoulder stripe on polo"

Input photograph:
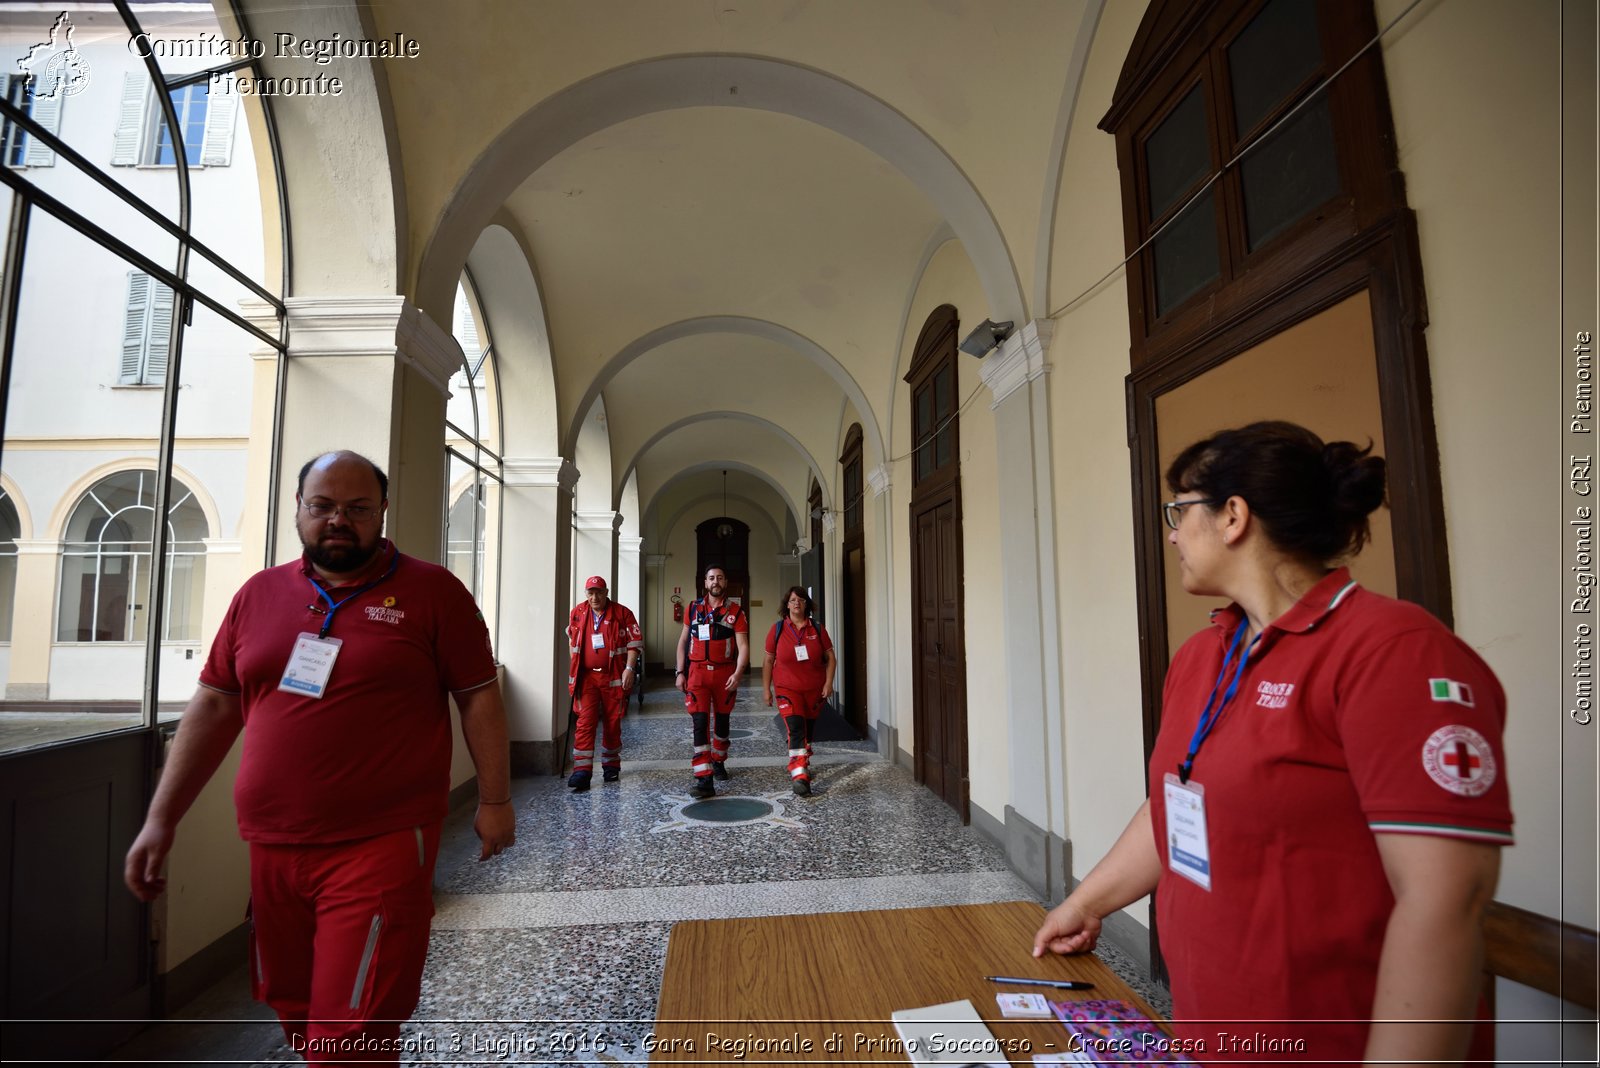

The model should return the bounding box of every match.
[1327,579,1359,611]
[1368,820,1513,844]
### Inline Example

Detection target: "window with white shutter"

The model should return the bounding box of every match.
[120,271,174,385]
[1,75,60,168]
[111,77,232,168]
[110,71,146,166]
[200,77,237,166]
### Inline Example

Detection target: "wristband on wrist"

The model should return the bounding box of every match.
[479,796,512,805]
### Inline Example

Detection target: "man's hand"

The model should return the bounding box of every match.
[124,820,175,901]
[723,670,740,693]
[622,665,636,693]
[763,687,774,706]
[475,801,516,861]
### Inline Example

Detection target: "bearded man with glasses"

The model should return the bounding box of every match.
[125,450,514,1065]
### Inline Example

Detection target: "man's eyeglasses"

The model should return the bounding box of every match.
[301,501,379,522]
[1161,497,1221,531]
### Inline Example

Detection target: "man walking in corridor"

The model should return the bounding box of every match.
[675,566,749,798]
[565,575,643,790]
[124,450,515,1066]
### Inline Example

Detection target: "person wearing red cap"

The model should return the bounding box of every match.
[565,576,643,791]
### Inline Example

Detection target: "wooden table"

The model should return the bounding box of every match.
[651,900,1163,1063]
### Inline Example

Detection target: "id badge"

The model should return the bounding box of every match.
[590,632,606,650]
[1162,772,1213,890]
[794,644,810,662]
[697,623,712,640]
[279,633,342,698]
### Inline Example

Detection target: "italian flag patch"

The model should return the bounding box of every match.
[1430,678,1475,706]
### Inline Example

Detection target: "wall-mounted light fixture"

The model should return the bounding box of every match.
[958,318,1015,359]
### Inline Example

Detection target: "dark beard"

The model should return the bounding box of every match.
[307,536,380,575]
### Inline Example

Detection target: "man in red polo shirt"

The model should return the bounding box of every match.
[565,575,642,791]
[124,451,515,1066]
[674,566,749,798]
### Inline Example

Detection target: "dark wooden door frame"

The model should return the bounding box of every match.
[910,487,970,821]
[840,531,867,735]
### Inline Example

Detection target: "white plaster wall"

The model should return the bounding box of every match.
[1378,0,1585,924]
[1044,0,1153,930]
[886,239,1008,816]
[0,25,264,443]
[49,644,198,701]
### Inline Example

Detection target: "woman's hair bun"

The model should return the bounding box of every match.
[1322,440,1387,522]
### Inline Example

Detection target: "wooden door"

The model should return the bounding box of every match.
[841,534,867,735]
[911,491,968,820]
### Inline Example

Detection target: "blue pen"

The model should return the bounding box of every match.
[984,975,1094,990]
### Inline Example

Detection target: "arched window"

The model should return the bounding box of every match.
[446,482,487,597]
[0,490,18,643]
[56,470,208,643]
[444,273,502,643]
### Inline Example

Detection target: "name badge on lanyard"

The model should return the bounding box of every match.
[591,632,606,650]
[794,643,809,662]
[697,623,712,641]
[1163,773,1212,890]
[279,633,343,698]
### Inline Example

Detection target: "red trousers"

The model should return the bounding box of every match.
[573,677,626,772]
[775,687,820,782]
[685,662,737,777]
[248,823,441,1065]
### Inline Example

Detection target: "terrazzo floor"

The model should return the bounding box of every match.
[108,680,1169,1066]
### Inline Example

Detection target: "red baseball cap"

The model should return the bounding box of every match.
[584,575,608,590]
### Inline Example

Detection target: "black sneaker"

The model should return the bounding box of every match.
[690,777,716,799]
[792,779,811,797]
[602,767,620,783]
[712,762,729,781]
[567,770,591,792]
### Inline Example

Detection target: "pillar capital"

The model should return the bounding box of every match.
[282,295,462,396]
[980,318,1055,407]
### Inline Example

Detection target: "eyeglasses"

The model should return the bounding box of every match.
[301,501,379,522]
[1161,497,1221,530]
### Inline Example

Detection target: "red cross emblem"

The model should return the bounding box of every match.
[1421,726,1495,797]
[1440,740,1482,780]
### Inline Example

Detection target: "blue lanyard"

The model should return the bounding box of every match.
[306,548,399,639]
[591,609,606,633]
[1179,620,1257,784]
[784,619,808,646]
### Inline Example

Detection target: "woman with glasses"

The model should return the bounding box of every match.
[1032,421,1511,1065]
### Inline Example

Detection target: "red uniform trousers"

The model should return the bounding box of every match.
[685,661,736,777]
[572,672,626,773]
[248,823,441,1066]
[774,687,820,783]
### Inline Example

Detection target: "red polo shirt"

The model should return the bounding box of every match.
[200,542,497,844]
[1149,568,1512,1061]
[765,617,834,693]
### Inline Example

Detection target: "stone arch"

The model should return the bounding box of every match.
[641,461,802,532]
[616,411,831,514]
[654,490,788,555]
[415,53,1026,333]
[0,473,33,541]
[46,459,221,544]
[566,316,886,469]
[465,218,558,457]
